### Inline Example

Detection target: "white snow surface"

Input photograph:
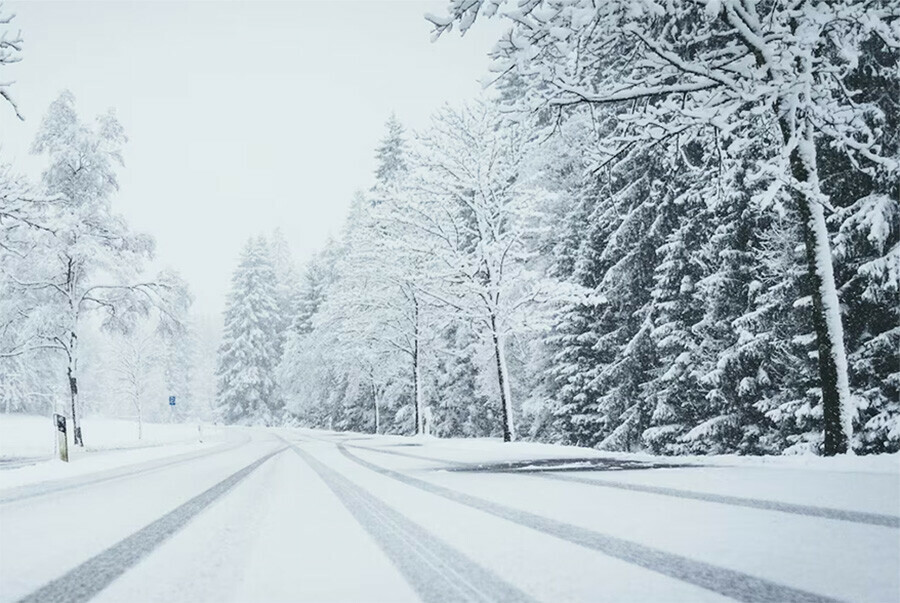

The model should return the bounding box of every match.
[324,430,900,474]
[0,427,897,603]
[0,414,216,458]
[0,414,226,490]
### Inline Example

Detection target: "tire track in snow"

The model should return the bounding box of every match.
[346,443,899,529]
[0,456,52,470]
[531,472,900,529]
[289,442,534,603]
[16,446,284,603]
[338,444,843,603]
[344,443,469,466]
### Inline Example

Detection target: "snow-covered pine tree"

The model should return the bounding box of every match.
[372,113,408,199]
[547,149,666,451]
[269,228,300,351]
[289,240,339,336]
[738,209,822,453]
[278,241,341,425]
[687,152,782,455]
[429,322,498,438]
[642,167,711,454]
[833,192,899,453]
[822,38,899,453]
[216,236,282,425]
[543,176,617,448]
[432,0,899,455]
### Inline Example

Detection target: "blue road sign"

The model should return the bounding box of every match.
[169,395,176,406]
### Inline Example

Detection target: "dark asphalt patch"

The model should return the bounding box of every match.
[452,457,690,473]
[347,443,687,472]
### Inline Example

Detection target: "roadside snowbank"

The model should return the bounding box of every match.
[0,441,217,491]
[308,429,900,475]
[0,415,236,492]
[0,414,216,460]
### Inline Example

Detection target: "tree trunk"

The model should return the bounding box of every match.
[413,298,425,436]
[490,314,515,442]
[67,331,83,447]
[137,402,143,440]
[371,383,380,435]
[780,114,854,456]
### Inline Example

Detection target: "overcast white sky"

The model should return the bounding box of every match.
[0,1,501,318]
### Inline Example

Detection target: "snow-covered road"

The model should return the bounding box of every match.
[1,429,897,603]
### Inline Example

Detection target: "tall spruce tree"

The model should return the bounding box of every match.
[216,236,282,425]
[269,228,300,352]
[373,114,408,192]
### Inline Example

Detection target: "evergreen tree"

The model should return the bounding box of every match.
[832,193,899,453]
[548,151,665,450]
[432,0,899,455]
[429,323,497,438]
[642,182,710,454]
[687,158,782,455]
[290,240,339,336]
[278,241,341,425]
[216,236,282,425]
[373,113,408,192]
[274,30,896,455]
[824,36,900,453]
[269,228,300,351]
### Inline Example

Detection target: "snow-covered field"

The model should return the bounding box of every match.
[1,426,897,602]
[0,414,217,459]
[0,414,227,491]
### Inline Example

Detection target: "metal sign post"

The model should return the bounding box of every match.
[54,413,69,462]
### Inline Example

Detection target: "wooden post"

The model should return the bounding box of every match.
[54,413,69,463]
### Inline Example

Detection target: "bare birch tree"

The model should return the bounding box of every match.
[2,92,186,445]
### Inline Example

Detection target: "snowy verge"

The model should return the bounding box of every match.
[0,414,230,491]
[0,441,218,491]
[307,429,900,475]
[0,414,218,460]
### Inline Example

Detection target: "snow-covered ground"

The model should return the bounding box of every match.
[306,429,900,474]
[0,414,228,491]
[1,428,897,602]
[0,414,216,459]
